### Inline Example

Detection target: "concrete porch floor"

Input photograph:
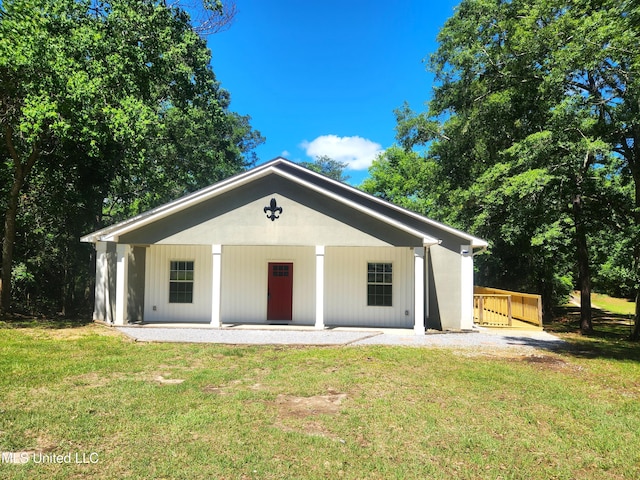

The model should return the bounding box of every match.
[114,321,563,349]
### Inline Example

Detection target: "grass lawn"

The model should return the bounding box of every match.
[590,293,636,316]
[1,319,639,479]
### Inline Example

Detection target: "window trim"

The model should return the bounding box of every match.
[367,262,393,307]
[169,260,194,304]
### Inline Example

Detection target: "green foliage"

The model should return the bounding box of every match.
[0,0,263,314]
[299,155,350,183]
[361,146,439,215]
[366,0,640,328]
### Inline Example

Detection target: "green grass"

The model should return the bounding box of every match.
[590,292,636,316]
[1,319,640,479]
[570,291,636,316]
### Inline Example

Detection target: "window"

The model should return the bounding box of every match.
[170,261,194,303]
[272,264,290,277]
[367,263,392,306]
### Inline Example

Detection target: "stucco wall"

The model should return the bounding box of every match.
[118,176,423,247]
[93,242,117,323]
[428,244,461,330]
[127,246,146,322]
[427,243,476,330]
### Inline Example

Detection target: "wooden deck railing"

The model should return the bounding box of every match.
[474,286,543,327]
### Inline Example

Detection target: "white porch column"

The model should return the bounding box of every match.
[211,244,222,328]
[460,245,474,330]
[315,245,325,330]
[414,246,426,335]
[93,242,107,322]
[114,244,130,326]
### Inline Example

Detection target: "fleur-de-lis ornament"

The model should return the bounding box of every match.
[264,198,283,221]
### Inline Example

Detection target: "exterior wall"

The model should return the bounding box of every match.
[324,246,414,328]
[428,244,462,330]
[95,242,117,323]
[106,243,117,323]
[221,246,316,325]
[127,246,146,322]
[153,194,396,247]
[143,245,213,323]
[93,242,109,322]
[139,244,416,328]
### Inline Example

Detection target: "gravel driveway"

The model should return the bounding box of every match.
[117,325,566,351]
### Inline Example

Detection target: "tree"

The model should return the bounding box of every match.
[299,155,350,183]
[361,146,438,215]
[0,0,263,314]
[379,0,640,335]
[179,0,238,35]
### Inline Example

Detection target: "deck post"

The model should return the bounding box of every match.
[537,296,543,326]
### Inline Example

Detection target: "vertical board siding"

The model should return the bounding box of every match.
[221,246,315,325]
[325,247,414,328]
[144,245,212,323]
[142,244,415,327]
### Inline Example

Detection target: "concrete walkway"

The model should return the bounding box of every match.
[117,324,566,351]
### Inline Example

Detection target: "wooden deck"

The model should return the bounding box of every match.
[474,286,543,329]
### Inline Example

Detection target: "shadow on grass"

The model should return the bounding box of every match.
[541,305,640,362]
[0,313,92,330]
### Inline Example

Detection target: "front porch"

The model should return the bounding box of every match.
[95,244,433,335]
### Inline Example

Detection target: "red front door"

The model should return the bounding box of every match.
[267,263,293,321]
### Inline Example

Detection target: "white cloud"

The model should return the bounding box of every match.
[280,150,291,157]
[300,135,383,170]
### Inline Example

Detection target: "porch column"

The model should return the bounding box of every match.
[414,247,426,335]
[211,244,222,328]
[93,242,107,322]
[114,244,130,326]
[315,246,325,330]
[460,245,474,330]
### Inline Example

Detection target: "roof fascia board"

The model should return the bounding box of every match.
[82,160,291,243]
[280,160,488,247]
[83,165,279,243]
[81,157,481,248]
[272,168,439,246]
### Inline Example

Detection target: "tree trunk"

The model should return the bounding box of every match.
[0,127,40,314]
[1,190,20,313]
[628,139,640,341]
[632,290,640,341]
[573,194,593,334]
[540,278,554,325]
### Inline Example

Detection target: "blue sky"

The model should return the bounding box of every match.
[206,1,460,184]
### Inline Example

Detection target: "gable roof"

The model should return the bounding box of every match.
[81,157,488,248]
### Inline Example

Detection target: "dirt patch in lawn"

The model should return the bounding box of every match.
[521,354,568,367]
[270,390,348,441]
[274,391,347,419]
[153,375,185,385]
[65,372,121,388]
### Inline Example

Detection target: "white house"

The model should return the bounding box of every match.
[81,157,487,334]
